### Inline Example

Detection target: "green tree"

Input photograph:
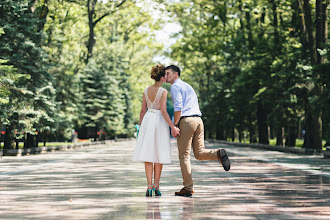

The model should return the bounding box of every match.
[43,0,87,142]
[0,0,56,149]
[162,0,329,151]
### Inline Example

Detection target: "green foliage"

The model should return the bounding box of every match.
[42,0,164,140]
[79,58,126,138]
[163,0,329,147]
[0,0,57,148]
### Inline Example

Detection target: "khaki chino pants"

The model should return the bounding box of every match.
[177,117,218,191]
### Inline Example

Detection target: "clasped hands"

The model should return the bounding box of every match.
[171,126,180,138]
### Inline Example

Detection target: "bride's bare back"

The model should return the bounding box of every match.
[145,86,164,110]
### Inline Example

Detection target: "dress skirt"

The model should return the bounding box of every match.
[132,109,171,164]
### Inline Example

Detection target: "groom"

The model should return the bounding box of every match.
[165,65,231,197]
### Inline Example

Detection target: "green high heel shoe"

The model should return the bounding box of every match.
[146,185,153,197]
[153,185,161,196]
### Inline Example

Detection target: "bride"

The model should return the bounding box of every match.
[132,64,180,196]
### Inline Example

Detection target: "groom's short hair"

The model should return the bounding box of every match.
[165,65,180,77]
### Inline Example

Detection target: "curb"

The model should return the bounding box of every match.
[0,138,134,157]
[209,140,328,158]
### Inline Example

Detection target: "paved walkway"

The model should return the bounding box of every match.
[0,140,329,219]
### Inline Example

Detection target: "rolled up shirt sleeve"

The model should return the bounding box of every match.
[170,84,183,112]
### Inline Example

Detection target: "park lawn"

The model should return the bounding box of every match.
[227,138,326,151]
[17,142,74,148]
[0,139,94,150]
[0,142,74,150]
[269,139,326,151]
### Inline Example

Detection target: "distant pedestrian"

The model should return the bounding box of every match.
[165,65,231,197]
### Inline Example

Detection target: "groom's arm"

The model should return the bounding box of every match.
[174,111,181,126]
[170,84,182,126]
[171,110,181,137]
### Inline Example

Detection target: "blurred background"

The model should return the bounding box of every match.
[0,0,329,152]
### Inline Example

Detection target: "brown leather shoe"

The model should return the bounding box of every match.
[175,188,194,197]
[217,149,231,171]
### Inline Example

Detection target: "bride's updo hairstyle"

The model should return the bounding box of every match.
[151,64,166,82]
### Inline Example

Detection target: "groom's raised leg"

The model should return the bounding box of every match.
[191,118,218,161]
[189,117,231,171]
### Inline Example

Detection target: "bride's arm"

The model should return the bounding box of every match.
[160,90,176,130]
[139,94,147,125]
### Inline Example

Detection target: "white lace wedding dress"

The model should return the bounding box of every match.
[132,86,171,164]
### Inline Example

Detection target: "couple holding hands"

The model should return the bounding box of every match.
[132,65,231,197]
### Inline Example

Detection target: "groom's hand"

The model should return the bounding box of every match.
[171,128,176,137]
[175,127,180,137]
[171,130,176,138]
[172,126,180,138]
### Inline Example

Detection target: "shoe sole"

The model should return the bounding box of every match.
[175,193,192,197]
[220,149,231,171]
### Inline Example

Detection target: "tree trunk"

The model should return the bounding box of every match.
[4,124,15,150]
[86,0,97,64]
[231,126,235,142]
[238,128,243,143]
[315,0,328,150]
[256,101,269,144]
[271,0,280,54]
[286,123,297,147]
[299,0,322,151]
[25,133,36,148]
[37,0,49,33]
[321,0,328,48]
[16,139,19,149]
[274,112,284,146]
[245,10,254,52]
[4,112,18,150]
[315,0,327,64]
[216,124,225,140]
[238,0,245,41]
[248,113,257,143]
[303,0,317,64]
[85,0,126,64]
[312,108,322,152]
[323,82,330,147]
[36,133,39,147]
[275,127,284,146]
[294,0,308,54]
[257,10,266,39]
[43,132,47,146]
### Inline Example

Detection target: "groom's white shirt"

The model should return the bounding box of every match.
[170,78,202,117]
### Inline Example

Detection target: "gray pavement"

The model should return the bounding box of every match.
[0,140,329,219]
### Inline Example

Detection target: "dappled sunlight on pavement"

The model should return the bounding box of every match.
[0,140,329,219]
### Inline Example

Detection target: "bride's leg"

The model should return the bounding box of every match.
[145,162,153,186]
[154,163,163,187]
[145,162,154,196]
[153,163,163,196]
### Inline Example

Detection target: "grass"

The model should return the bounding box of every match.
[268,139,304,148]
[0,142,75,150]
[227,138,327,151]
[269,138,326,150]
